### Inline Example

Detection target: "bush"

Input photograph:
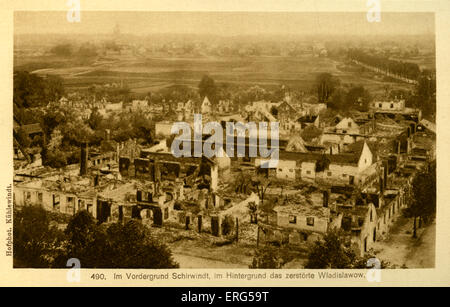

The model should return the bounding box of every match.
[249,246,290,269]
[58,212,179,268]
[221,215,235,236]
[13,206,65,268]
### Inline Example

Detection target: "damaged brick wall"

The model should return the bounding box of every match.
[119,157,131,176]
[134,158,152,179]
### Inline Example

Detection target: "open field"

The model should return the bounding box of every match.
[15,54,415,95]
[390,55,436,71]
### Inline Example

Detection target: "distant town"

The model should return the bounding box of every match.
[13,16,436,269]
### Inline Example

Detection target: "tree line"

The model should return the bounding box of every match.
[348,48,422,81]
[13,206,179,268]
[315,72,372,112]
[314,70,436,120]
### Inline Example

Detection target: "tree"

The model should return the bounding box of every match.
[87,108,104,130]
[45,75,65,102]
[221,215,235,237]
[270,106,278,116]
[406,163,436,238]
[305,229,389,269]
[60,212,179,268]
[130,112,154,144]
[60,118,95,145]
[249,246,286,269]
[54,210,109,268]
[104,220,179,268]
[13,206,65,268]
[198,75,217,105]
[348,48,421,80]
[316,73,340,103]
[251,174,272,208]
[15,127,32,149]
[328,88,347,111]
[305,229,358,269]
[42,128,70,168]
[14,71,64,108]
[247,201,258,224]
[234,171,252,194]
[315,154,331,173]
[50,43,73,57]
[64,210,99,256]
[345,86,371,112]
[78,43,98,58]
[414,73,436,120]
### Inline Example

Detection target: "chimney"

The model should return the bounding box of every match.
[323,190,329,208]
[105,129,111,142]
[383,160,388,189]
[80,142,88,176]
[116,143,120,163]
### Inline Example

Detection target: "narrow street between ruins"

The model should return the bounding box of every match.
[372,216,435,268]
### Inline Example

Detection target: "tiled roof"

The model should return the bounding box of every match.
[279,150,360,165]
[297,115,318,123]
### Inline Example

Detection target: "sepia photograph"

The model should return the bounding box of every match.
[11,8,437,273]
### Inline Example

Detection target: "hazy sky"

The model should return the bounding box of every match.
[14,11,434,37]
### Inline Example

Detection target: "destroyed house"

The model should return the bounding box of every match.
[89,151,116,169]
[410,131,436,161]
[170,134,284,163]
[14,179,98,218]
[319,117,373,147]
[375,188,405,239]
[120,150,219,192]
[373,107,421,123]
[97,181,174,225]
[272,202,330,233]
[258,191,342,246]
[336,200,378,256]
[371,99,406,111]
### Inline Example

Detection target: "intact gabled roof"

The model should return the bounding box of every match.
[345,140,365,157]
[336,117,359,129]
[279,150,360,165]
[300,125,322,143]
[297,115,318,123]
[285,135,308,153]
[345,140,374,162]
[202,96,211,106]
[278,100,297,113]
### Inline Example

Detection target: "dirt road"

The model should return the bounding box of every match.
[373,216,435,268]
[172,253,249,268]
